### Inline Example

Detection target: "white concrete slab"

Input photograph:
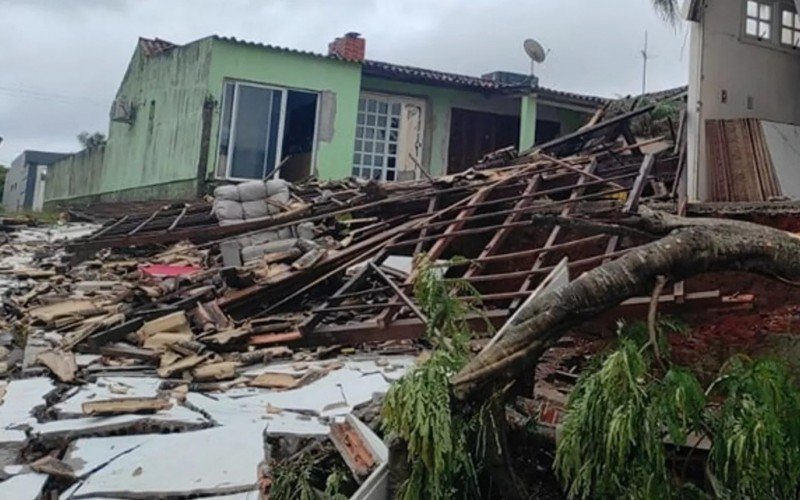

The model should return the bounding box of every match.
[0,378,54,429]
[53,377,162,417]
[32,402,208,441]
[0,472,48,500]
[66,425,264,499]
[762,120,800,200]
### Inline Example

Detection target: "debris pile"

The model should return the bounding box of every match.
[7,94,782,498]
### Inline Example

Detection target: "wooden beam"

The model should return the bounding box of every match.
[623,153,656,213]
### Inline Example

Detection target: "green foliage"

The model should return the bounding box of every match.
[77,131,107,150]
[707,357,800,498]
[271,457,317,500]
[381,256,486,499]
[555,337,681,499]
[650,0,680,24]
[271,459,350,500]
[555,321,800,499]
[323,469,349,500]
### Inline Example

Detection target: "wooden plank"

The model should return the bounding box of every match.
[88,215,128,240]
[623,154,656,213]
[465,175,542,278]
[512,160,598,307]
[128,208,162,236]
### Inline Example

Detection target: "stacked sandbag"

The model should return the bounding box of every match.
[212,179,294,226]
[211,185,243,224]
[238,181,269,220]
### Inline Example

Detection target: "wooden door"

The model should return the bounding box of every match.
[447,108,520,173]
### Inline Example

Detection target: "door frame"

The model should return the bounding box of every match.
[217,80,320,182]
[354,91,427,181]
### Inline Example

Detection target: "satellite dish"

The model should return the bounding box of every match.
[523,39,547,63]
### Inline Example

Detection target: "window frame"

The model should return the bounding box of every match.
[780,7,800,47]
[741,0,800,52]
[744,0,774,41]
[352,92,407,182]
[215,79,321,182]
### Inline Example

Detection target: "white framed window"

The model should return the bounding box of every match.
[746,0,773,40]
[353,95,402,181]
[352,93,425,182]
[781,8,800,47]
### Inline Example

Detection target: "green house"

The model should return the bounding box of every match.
[44,33,605,208]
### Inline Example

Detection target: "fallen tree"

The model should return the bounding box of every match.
[452,207,800,399]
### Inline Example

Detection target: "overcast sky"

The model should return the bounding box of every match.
[0,0,689,166]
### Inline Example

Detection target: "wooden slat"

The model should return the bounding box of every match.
[464,175,542,278]
[512,160,598,306]
[623,154,656,213]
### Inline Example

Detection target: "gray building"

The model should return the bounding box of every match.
[3,151,69,212]
[684,0,800,201]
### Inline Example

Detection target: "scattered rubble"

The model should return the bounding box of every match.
[6,95,797,498]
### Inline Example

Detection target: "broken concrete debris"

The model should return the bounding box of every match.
[3,96,787,498]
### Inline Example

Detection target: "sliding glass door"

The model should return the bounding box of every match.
[216,81,319,181]
[229,84,282,179]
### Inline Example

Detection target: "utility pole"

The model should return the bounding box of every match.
[641,30,649,95]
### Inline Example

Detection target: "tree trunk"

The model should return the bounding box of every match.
[452,208,800,400]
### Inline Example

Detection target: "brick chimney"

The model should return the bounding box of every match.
[328,32,365,62]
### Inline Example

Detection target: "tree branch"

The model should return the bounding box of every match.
[452,208,800,400]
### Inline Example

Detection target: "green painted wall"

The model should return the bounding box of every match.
[46,38,213,203]
[360,76,524,176]
[205,38,362,181]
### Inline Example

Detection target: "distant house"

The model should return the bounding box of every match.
[684,0,800,201]
[4,150,68,212]
[45,33,605,208]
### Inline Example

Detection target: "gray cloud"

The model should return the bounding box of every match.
[0,0,688,165]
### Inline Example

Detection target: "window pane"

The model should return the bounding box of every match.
[357,126,365,138]
[367,99,377,112]
[375,143,385,153]
[364,154,372,165]
[357,114,365,125]
[387,157,396,168]
[747,0,758,17]
[795,13,800,28]
[374,155,384,167]
[372,169,382,180]
[386,170,395,181]
[746,18,758,35]
[390,117,400,129]
[354,153,361,164]
[364,141,373,153]
[794,31,800,46]
[760,4,771,20]
[760,21,771,38]
[366,128,375,139]
[358,98,366,111]
[366,115,376,126]
[377,116,387,127]
[229,85,278,179]
[389,144,397,154]
[352,167,360,176]
[378,102,388,113]
[783,28,793,44]
[377,129,386,140]
[391,103,401,115]
[389,130,398,141]
[784,10,793,26]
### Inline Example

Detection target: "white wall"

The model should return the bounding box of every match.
[687,0,800,200]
